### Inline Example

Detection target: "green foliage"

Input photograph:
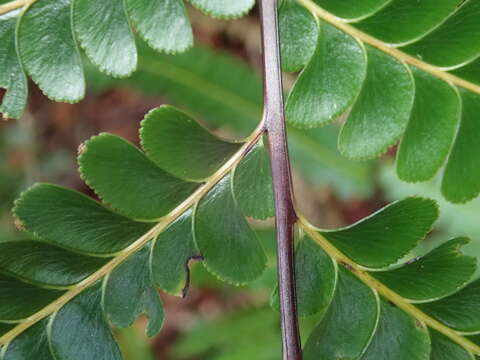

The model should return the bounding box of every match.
[0,241,108,286]
[87,42,374,198]
[3,0,480,202]
[401,0,480,67]
[419,279,480,335]
[278,0,318,72]
[1,104,479,358]
[360,300,431,360]
[372,238,476,302]
[195,174,267,284]
[233,141,275,219]
[313,0,389,20]
[285,22,367,128]
[188,0,255,18]
[125,0,192,54]
[303,268,379,360]
[0,104,276,359]
[1,0,480,359]
[354,0,461,44]
[150,210,198,297]
[104,248,164,337]
[14,184,153,254]
[0,0,255,117]
[338,45,414,159]
[0,16,27,119]
[441,89,480,203]
[73,0,137,77]
[273,198,480,359]
[79,132,199,220]
[430,331,474,360]
[322,197,438,268]
[396,68,460,182]
[17,0,85,102]
[283,0,480,203]
[140,106,241,181]
[272,236,336,316]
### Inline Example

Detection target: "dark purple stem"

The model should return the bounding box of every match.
[259,1,302,359]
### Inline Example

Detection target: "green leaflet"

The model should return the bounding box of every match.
[0,241,108,287]
[17,0,85,102]
[442,90,480,203]
[402,0,480,68]
[49,285,122,360]
[73,0,137,77]
[194,175,267,285]
[0,275,63,321]
[13,183,153,254]
[372,238,476,302]
[278,0,319,72]
[1,320,53,360]
[232,141,275,220]
[0,16,27,119]
[313,0,390,20]
[320,197,439,269]
[396,68,460,182]
[355,0,461,45]
[361,300,431,360]
[78,133,199,220]
[379,161,480,278]
[151,210,199,297]
[104,247,164,337]
[125,0,192,54]
[303,268,379,360]
[338,45,414,160]
[188,0,255,19]
[271,235,336,316]
[140,105,241,181]
[419,279,480,333]
[285,21,367,128]
[430,331,475,360]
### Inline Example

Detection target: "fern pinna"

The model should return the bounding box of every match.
[1,0,480,359]
[0,106,479,359]
[281,0,480,204]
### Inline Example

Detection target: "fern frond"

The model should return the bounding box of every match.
[0,0,254,119]
[284,0,480,203]
[293,209,480,358]
[1,105,479,359]
[0,105,269,357]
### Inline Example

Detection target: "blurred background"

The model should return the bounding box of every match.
[1,4,479,360]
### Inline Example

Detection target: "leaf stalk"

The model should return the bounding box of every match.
[259,1,302,359]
